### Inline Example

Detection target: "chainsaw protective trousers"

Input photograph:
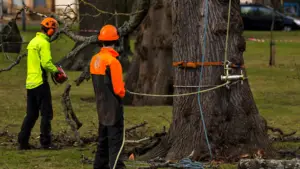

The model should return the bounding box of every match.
[93,111,125,169]
[18,82,53,147]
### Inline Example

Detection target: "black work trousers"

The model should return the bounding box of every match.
[94,116,126,169]
[18,82,53,147]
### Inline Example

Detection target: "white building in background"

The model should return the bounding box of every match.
[55,0,77,12]
[55,0,78,21]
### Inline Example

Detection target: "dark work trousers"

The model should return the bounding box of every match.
[18,82,53,147]
[94,111,125,169]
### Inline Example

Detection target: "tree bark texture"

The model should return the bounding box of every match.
[167,0,271,161]
[124,0,173,106]
[141,0,271,161]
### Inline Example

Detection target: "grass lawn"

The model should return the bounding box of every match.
[0,29,300,169]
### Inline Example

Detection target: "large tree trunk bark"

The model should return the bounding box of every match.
[58,0,132,71]
[124,0,173,106]
[140,0,271,161]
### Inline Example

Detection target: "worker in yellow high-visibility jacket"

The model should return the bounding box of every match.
[18,17,61,150]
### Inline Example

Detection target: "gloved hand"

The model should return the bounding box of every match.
[51,65,68,85]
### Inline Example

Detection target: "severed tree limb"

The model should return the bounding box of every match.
[267,126,299,142]
[61,83,83,145]
[278,147,300,159]
[126,137,150,144]
[74,64,91,86]
[126,121,148,133]
[0,53,27,73]
[238,159,300,169]
[126,131,167,144]
[137,163,185,169]
[270,136,300,142]
[267,126,297,137]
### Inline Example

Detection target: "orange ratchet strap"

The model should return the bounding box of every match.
[172,61,245,68]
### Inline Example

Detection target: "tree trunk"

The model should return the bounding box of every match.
[58,0,131,71]
[141,0,271,161]
[124,0,173,106]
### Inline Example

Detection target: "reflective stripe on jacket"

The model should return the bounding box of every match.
[26,32,58,89]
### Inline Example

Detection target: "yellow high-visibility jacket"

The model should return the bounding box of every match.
[26,32,58,89]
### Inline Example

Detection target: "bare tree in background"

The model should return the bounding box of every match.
[124,0,173,105]
[58,0,135,71]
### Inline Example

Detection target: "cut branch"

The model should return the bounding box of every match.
[277,147,300,158]
[267,126,297,137]
[0,53,27,73]
[125,121,148,133]
[238,159,300,169]
[61,83,83,145]
[270,136,300,142]
[74,64,91,86]
[126,131,167,144]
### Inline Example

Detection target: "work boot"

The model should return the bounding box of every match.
[18,144,35,150]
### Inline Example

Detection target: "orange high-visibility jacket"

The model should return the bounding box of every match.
[90,47,125,98]
[90,47,125,126]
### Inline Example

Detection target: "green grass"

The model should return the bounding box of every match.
[0,30,300,169]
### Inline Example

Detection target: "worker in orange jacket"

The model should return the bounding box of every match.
[90,25,126,169]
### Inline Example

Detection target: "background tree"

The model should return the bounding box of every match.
[124,0,173,105]
[58,0,135,71]
[139,0,271,161]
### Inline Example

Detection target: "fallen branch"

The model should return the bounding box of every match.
[238,159,300,169]
[61,83,83,145]
[126,121,148,133]
[126,137,150,144]
[126,131,167,144]
[137,162,182,169]
[267,126,297,137]
[270,136,300,142]
[0,53,27,73]
[277,147,300,158]
[74,64,91,86]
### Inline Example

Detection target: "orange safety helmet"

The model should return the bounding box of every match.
[41,17,59,36]
[98,25,119,41]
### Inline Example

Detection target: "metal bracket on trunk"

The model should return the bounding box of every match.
[221,61,245,89]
